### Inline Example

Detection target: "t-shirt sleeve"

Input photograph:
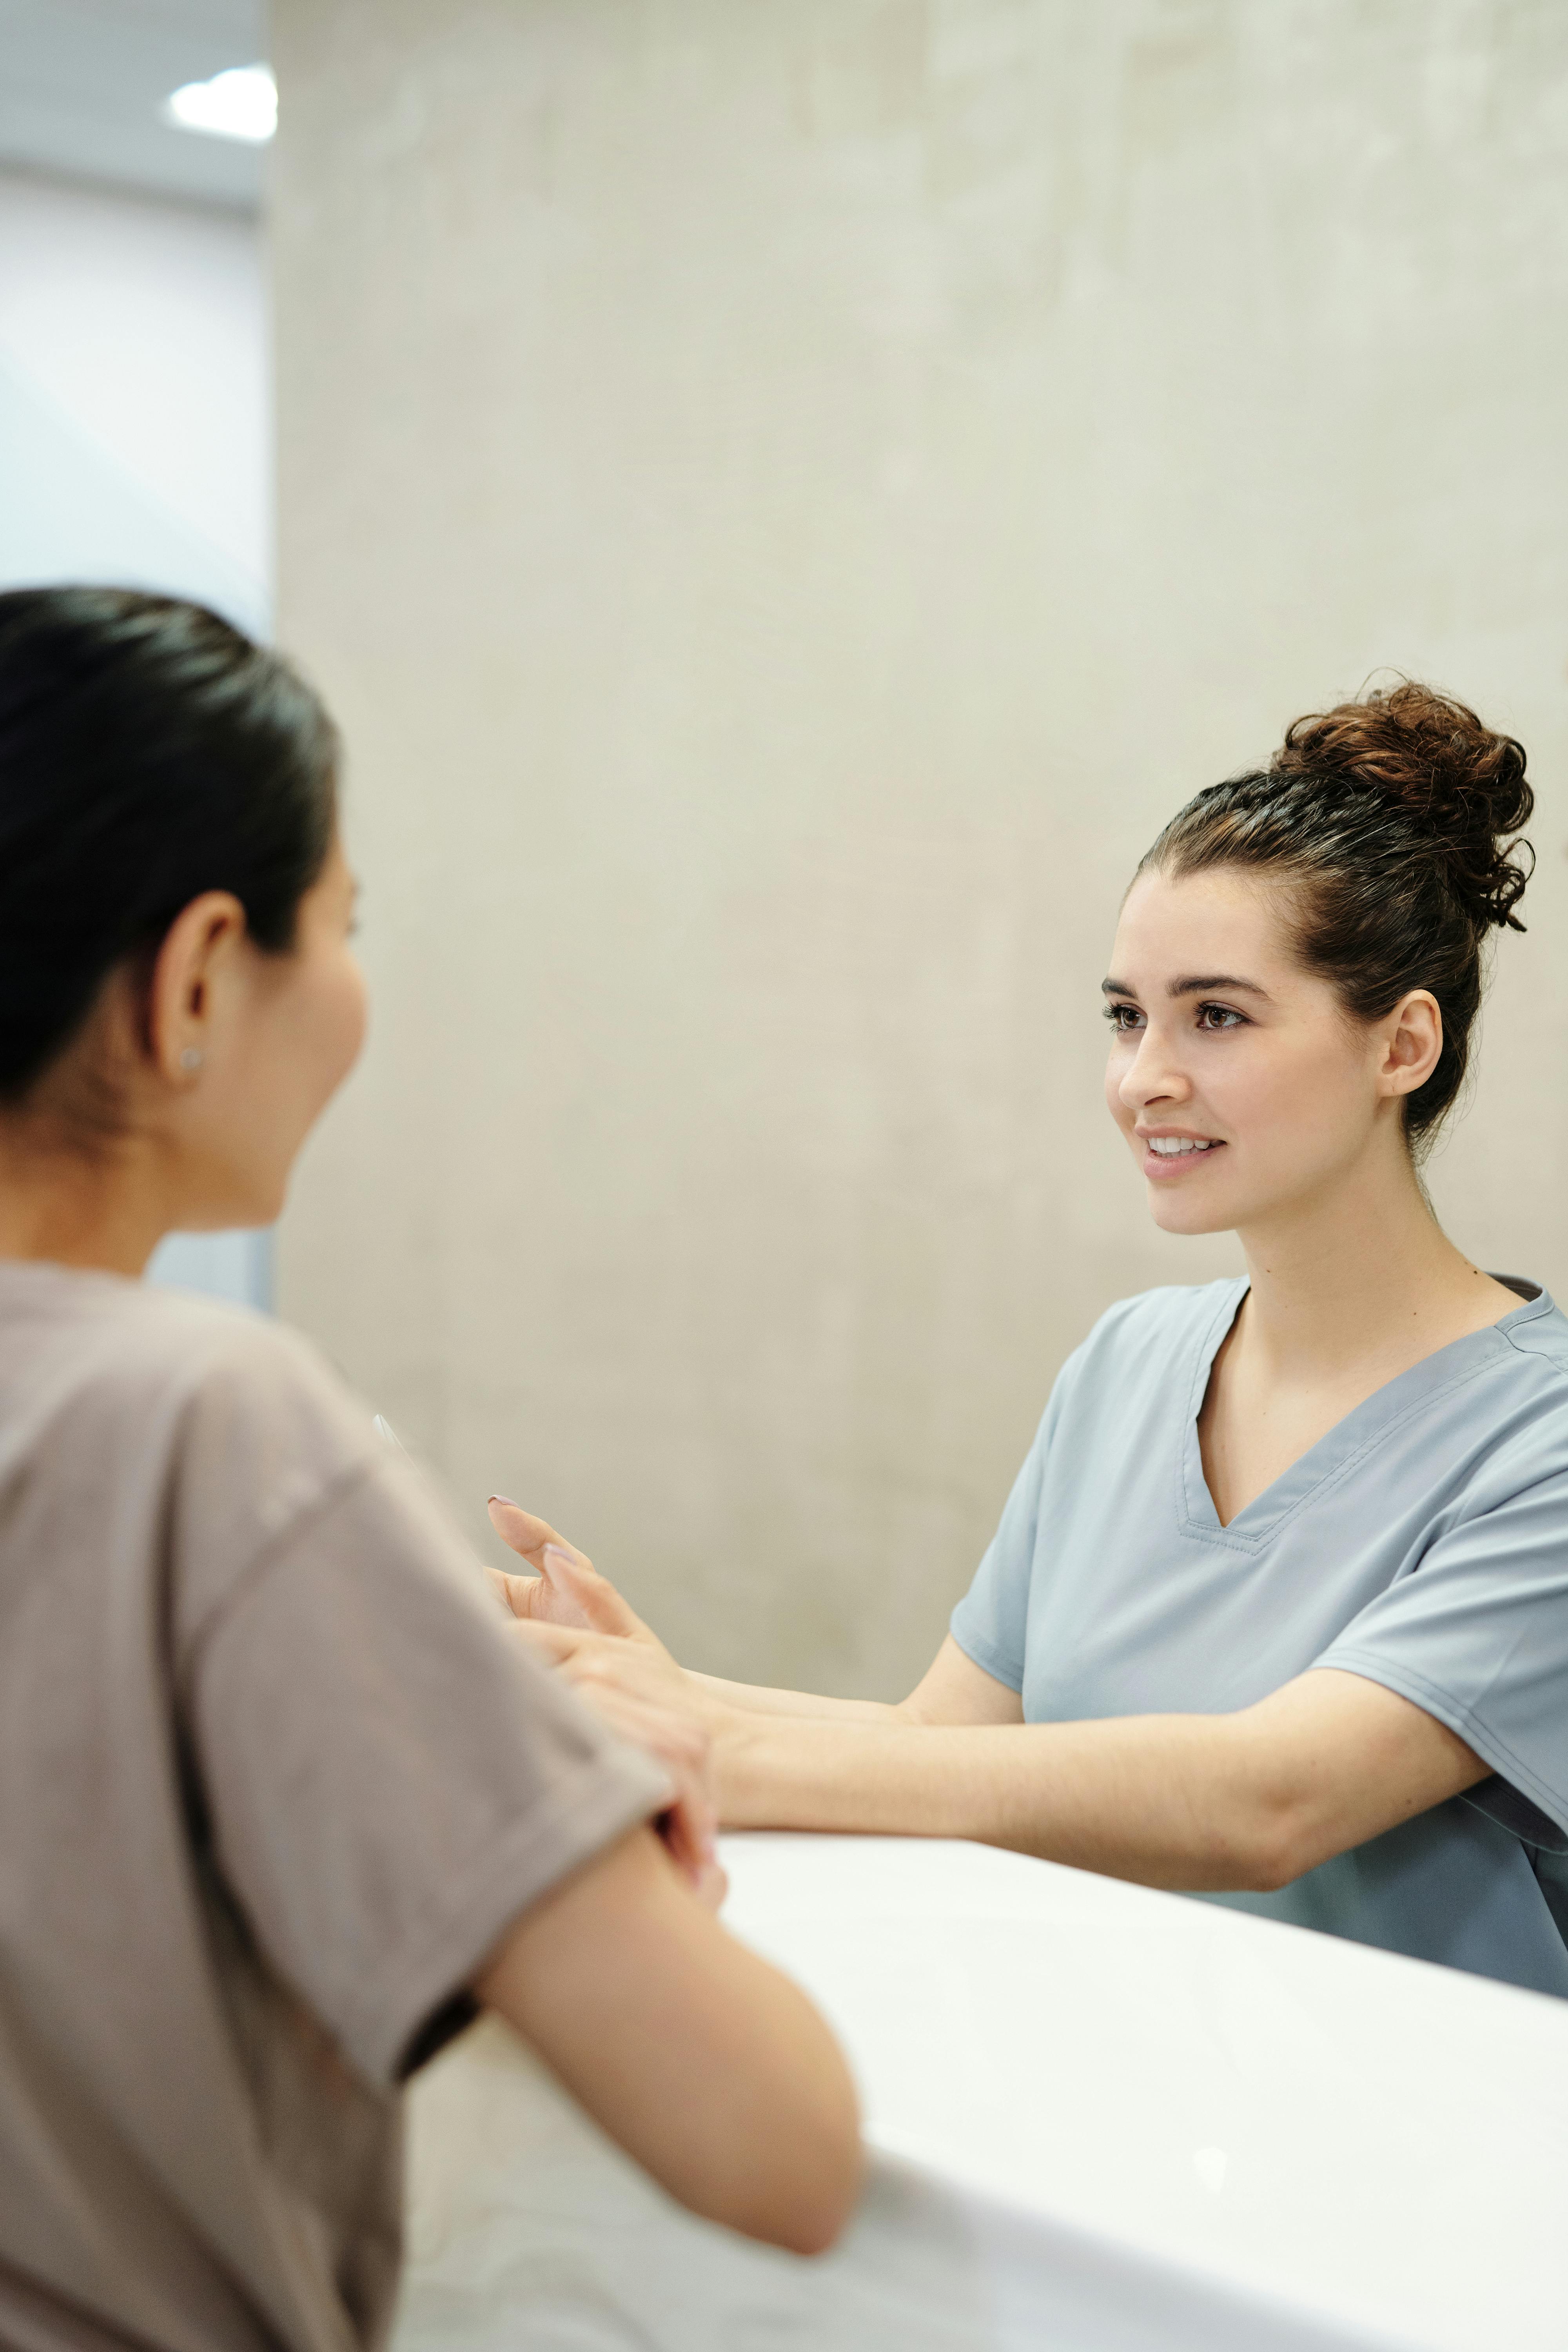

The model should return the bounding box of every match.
[173,1330,670,2088]
[1311,1462,1568,1855]
[948,1399,1056,1693]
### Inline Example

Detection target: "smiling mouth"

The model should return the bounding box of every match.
[1144,1136,1222,1158]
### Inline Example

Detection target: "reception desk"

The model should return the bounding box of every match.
[396,1834,1568,2352]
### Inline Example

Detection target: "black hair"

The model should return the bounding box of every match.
[0,586,338,1104]
[1138,680,1534,1154]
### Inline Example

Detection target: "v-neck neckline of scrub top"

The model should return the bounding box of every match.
[1178,1272,1553,1553]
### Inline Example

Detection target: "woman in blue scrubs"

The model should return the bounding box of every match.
[498,679,1568,1999]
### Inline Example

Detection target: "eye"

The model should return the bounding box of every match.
[1102,1002,1144,1033]
[1195,1002,1247,1031]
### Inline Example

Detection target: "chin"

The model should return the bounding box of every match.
[185,1176,287,1232]
[1145,1185,1238,1238]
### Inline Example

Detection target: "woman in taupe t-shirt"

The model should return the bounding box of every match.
[0,586,859,2352]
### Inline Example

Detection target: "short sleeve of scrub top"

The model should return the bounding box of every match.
[950,1276,1568,1999]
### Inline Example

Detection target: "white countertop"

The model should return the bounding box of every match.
[397,1833,1568,2352]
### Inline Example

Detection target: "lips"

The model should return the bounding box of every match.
[1138,1132,1225,1176]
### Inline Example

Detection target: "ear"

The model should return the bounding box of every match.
[145,892,249,1083]
[1378,989,1444,1100]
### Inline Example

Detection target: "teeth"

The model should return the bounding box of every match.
[1149,1136,1217,1155]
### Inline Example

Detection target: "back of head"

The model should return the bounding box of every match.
[0,586,337,1112]
[1139,680,1534,1153]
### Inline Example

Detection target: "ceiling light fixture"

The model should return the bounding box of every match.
[165,63,277,145]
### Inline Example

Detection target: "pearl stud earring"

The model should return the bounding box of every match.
[181,1047,204,1071]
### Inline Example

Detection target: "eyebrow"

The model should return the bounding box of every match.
[1101,973,1272,1001]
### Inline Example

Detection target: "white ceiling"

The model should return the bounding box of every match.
[0,0,267,212]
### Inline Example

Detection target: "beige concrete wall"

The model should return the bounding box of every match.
[272,0,1568,1696]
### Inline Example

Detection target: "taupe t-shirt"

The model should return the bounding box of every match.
[0,1262,669,2352]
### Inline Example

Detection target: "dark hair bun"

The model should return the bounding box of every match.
[1271,679,1534,933]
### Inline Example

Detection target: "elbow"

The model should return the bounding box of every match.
[768,2170,860,2258]
[806,2116,865,2253]
[721,2085,863,2257]
[1185,1778,1317,1892]
[773,2128,864,2258]
[1235,1845,1296,1896]
[723,2155,862,2259]
[1223,1809,1318,1895]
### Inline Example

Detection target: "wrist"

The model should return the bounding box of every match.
[711,1706,773,1829]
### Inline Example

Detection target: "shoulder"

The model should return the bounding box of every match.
[123,1290,396,1634]
[1496,1285,1568,1389]
[25,1269,361,1431]
[0,1264,379,1534]
[1062,1278,1243,1383]
[1461,1287,1568,1492]
[1019,1278,1241,1457]
[149,1294,382,1555]
[0,1267,393,1639]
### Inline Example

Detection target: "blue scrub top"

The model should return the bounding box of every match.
[950,1276,1568,1998]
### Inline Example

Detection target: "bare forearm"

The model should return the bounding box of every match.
[713,1673,1486,1894]
[689,1670,900,1724]
[479,1827,861,2253]
[715,1711,1272,1887]
[685,1633,1010,1728]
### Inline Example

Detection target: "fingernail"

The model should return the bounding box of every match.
[542,1543,575,1567]
[488,1495,519,1508]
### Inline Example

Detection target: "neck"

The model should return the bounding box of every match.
[1233,1137,1480,1378]
[0,1121,170,1278]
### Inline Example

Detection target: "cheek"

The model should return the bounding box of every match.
[1232,1036,1367,1159]
[287,949,366,1105]
[326,953,369,1081]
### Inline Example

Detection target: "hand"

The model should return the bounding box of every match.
[570,1672,727,1910]
[485,1498,665,1650]
[513,1619,743,1896]
[483,1506,720,1898]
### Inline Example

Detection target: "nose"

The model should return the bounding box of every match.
[1117,1022,1193,1116]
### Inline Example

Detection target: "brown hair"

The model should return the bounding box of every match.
[1138,680,1534,1154]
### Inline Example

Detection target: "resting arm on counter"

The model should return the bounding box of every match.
[517,1624,1485,1895]
[485,1502,1486,1898]
[476,1821,859,2255]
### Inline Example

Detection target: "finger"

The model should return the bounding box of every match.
[514,1566,593,1628]
[487,1502,616,1632]
[485,1564,559,1622]
[539,1544,643,1639]
[691,1857,730,1914]
[561,1681,717,1891]
[487,1497,585,1569]
[510,1617,593,1664]
[559,1677,715,1813]
[488,1502,666,1651]
[657,1787,720,1888]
